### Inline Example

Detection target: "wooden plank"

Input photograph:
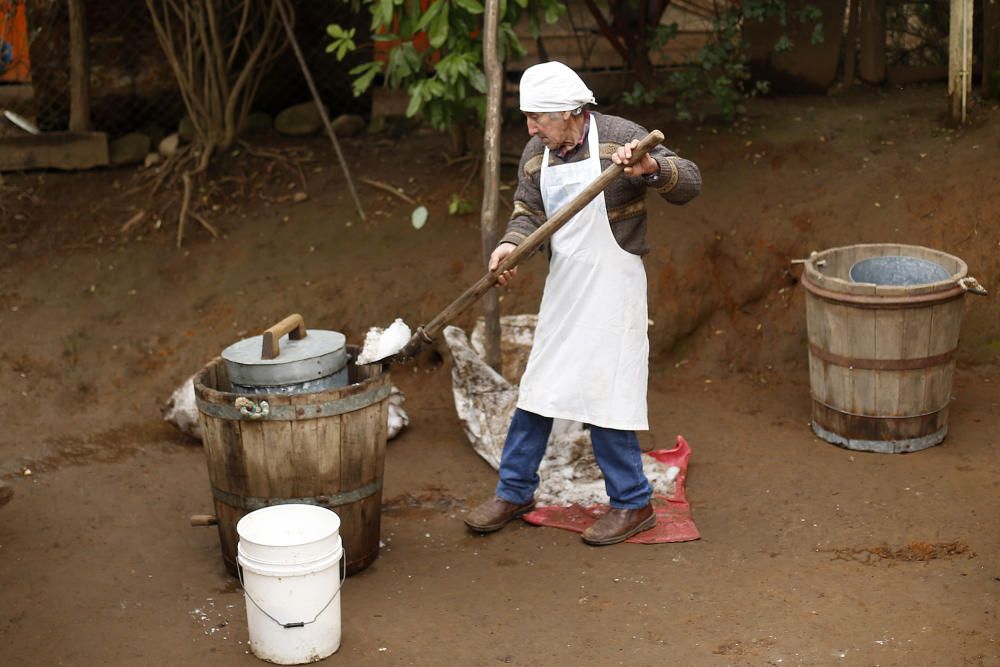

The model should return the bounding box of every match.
[288,417,318,498]
[262,420,295,498]
[239,421,272,498]
[258,394,295,498]
[341,403,376,488]
[822,300,851,408]
[860,0,887,83]
[316,414,344,494]
[873,308,904,416]
[0,84,34,106]
[847,305,877,415]
[375,397,389,475]
[68,0,91,132]
[360,404,384,484]
[898,306,933,414]
[199,415,227,490]
[924,299,964,412]
[806,294,831,404]
[214,501,243,576]
[0,133,108,171]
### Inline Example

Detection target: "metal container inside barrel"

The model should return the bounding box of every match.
[801,244,986,453]
[195,314,390,576]
[221,315,348,394]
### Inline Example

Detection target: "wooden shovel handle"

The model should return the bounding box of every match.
[409,129,665,349]
[261,313,307,360]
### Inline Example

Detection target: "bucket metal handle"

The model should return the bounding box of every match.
[234,397,269,419]
[238,549,347,630]
[958,276,988,296]
[261,313,308,360]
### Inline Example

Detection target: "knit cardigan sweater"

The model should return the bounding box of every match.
[501,111,701,256]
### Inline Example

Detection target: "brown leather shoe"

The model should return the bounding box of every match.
[464,497,535,533]
[581,503,656,546]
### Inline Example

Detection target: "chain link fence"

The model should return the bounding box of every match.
[886,0,950,68]
[12,0,370,136]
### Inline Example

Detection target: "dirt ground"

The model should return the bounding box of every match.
[1,84,999,666]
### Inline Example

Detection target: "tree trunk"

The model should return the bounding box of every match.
[580,0,670,86]
[949,0,973,122]
[611,0,667,86]
[984,0,1000,94]
[450,123,468,157]
[859,0,886,83]
[481,0,503,371]
[843,0,860,86]
[68,0,91,132]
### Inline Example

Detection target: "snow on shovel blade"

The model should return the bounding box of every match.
[356,319,412,364]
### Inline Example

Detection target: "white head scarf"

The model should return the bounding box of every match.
[519,61,596,113]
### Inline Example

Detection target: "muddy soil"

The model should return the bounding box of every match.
[1,84,999,666]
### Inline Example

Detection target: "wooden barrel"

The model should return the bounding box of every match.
[194,347,390,576]
[802,244,973,453]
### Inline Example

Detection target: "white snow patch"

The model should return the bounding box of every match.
[387,385,409,439]
[356,318,412,364]
[162,374,201,440]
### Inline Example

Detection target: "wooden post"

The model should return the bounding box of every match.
[843,0,861,86]
[983,0,1000,95]
[859,0,886,84]
[480,0,503,372]
[68,0,91,132]
[949,0,974,122]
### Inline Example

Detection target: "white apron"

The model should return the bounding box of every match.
[516,121,649,430]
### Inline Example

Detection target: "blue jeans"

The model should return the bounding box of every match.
[495,408,653,510]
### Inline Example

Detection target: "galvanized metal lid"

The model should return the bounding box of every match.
[222,329,347,387]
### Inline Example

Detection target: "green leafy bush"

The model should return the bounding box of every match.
[327,0,565,131]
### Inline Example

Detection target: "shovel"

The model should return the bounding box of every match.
[383,129,665,363]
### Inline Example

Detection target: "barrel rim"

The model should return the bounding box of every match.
[804,243,968,298]
[801,273,966,308]
[194,345,390,407]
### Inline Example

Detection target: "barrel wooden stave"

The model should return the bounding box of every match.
[195,351,389,576]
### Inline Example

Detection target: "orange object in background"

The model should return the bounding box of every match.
[373,0,432,63]
[1,0,32,82]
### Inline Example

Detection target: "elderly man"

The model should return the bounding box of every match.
[464,61,701,545]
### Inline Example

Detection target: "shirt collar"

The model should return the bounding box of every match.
[556,110,590,160]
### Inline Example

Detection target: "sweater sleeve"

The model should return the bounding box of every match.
[622,122,702,205]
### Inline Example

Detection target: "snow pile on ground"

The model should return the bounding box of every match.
[443,317,678,507]
[387,385,409,439]
[162,375,202,440]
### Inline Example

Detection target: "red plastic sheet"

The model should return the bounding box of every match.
[521,435,700,543]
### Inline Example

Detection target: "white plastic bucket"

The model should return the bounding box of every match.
[237,504,345,664]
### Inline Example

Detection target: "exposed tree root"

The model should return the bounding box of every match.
[117,139,308,247]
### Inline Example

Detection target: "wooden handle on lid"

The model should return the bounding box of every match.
[261,313,307,360]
